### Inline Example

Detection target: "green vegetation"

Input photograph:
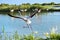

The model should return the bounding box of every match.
[0,2,60,12]
[0,26,60,40]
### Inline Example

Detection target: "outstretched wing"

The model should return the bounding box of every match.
[29,11,38,18]
[8,13,27,21]
[29,9,41,18]
[29,11,37,18]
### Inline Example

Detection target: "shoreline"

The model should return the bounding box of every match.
[0,9,60,12]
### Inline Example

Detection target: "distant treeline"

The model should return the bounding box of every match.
[0,2,60,12]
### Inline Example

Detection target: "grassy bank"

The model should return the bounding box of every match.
[0,3,60,12]
[0,26,60,40]
[0,31,60,40]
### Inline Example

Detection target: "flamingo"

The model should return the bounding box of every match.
[8,9,41,32]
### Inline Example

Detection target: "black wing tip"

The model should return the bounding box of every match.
[8,13,13,17]
[8,13,21,18]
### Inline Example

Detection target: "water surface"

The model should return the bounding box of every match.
[0,12,60,37]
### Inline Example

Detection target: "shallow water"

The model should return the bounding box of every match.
[0,12,60,37]
[53,6,60,9]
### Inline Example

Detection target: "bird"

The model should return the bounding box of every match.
[8,9,41,32]
[10,9,14,12]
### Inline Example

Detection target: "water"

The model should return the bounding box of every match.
[53,6,60,9]
[0,12,60,36]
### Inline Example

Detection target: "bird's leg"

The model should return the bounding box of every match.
[28,24,34,33]
[23,24,29,28]
[27,24,30,28]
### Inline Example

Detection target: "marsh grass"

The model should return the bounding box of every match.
[0,26,60,40]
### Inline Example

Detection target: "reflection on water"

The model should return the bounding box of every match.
[0,12,60,37]
[53,6,60,9]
